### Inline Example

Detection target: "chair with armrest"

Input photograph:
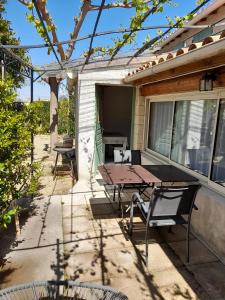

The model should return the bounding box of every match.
[112,149,151,213]
[112,149,148,203]
[113,149,141,165]
[129,184,200,265]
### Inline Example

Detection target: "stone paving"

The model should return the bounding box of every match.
[1,180,225,299]
[61,185,225,300]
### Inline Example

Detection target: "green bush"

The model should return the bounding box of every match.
[32,98,75,135]
[0,80,40,228]
[31,100,50,134]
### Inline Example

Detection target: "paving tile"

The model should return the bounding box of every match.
[61,193,86,206]
[108,274,162,300]
[63,216,95,235]
[85,192,110,205]
[169,239,219,265]
[92,215,120,231]
[131,243,182,271]
[63,231,100,255]
[128,222,164,244]
[65,251,102,282]
[63,229,99,244]
[103,248,142,278]
[188,261,225,299]
[63,204,90,219]
[152,267,207,299]
[88,203,116,216]
[100,230,133,250]
[158,225,195,243]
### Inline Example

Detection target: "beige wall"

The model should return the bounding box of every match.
[132,87,145,150]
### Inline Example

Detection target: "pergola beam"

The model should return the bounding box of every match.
[32,0,63,70]
[109,3,159,61]
[81,0,106,72]
[0,22,221,50]
[126,0,212,65]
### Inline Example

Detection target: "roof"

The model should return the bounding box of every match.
[158,0,225,51]
[124,29,225,83]
[38,51,157,79]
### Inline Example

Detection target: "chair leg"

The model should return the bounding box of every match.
[128,202,134,236]
[187,221,191,263]
[113,186,116,202]
[53,153,59,180]
[145,225,150,266]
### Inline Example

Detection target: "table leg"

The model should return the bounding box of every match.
[118,185,124,218]
[53,153,59,180]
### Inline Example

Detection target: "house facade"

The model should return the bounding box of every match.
[123,0,225,263]
[71,0,225,262]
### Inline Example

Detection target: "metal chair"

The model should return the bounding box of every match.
[113,149,141,165]
[129,184,200,265]
[112,149,146,203]
[0,280,128,300]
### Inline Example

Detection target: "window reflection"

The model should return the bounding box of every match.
[211,100,225,185]
[148,102,173,157]
[171,100,217,176]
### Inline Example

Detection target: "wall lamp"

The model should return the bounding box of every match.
[199,71,217,91]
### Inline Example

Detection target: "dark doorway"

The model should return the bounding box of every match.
[96,84,134,163]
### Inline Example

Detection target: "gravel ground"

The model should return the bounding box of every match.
[34,134,75,196]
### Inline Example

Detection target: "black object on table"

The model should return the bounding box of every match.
[53,147,75,179]
[142,165,198,182]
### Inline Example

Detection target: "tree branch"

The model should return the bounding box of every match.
[90,0,152,10]
[36,0,65,60]
[65,0,91,60]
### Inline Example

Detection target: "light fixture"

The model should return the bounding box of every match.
[199,72,216,91]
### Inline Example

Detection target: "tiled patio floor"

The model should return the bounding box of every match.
[62,187,225,300]
[1,181,225,299]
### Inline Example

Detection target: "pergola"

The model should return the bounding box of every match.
[0,0,214,150]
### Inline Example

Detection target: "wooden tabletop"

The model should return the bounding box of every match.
[98,164,161,185]
[142,165,198,182]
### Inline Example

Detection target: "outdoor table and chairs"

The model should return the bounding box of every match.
[98,163,200,264]
[98,164,199,215]
[98,164,161,216]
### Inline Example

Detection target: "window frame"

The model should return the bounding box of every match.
[144,89,225,195]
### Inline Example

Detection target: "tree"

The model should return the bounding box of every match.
[31,99,50,133]
[0,0,28,87]
[0,80,40,233]
[17,0,209,149]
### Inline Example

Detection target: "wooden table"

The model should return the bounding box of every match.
[142,165,198,182]
[98,164,161,215]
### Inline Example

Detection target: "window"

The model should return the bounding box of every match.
[211,100,225,186]
[147,102,173,157]
[171,100,217,176]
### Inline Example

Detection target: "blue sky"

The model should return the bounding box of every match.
[5,0,201,100]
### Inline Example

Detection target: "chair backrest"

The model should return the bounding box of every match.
[150,185,200,218]
[113,149,141,165]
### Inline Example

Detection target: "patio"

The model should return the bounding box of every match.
[1,172,225,299]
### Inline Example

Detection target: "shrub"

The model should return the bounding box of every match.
[0,80,40,229]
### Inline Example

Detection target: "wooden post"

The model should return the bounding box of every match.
[49,77,59,152]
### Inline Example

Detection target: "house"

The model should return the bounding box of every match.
[41,0,225,264]
[122,0,225,263]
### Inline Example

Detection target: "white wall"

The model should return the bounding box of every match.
[76,68,133,182]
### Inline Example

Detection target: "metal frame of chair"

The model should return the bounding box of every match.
[128,184,200,265]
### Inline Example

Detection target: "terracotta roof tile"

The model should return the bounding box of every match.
[127,31,225,78]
